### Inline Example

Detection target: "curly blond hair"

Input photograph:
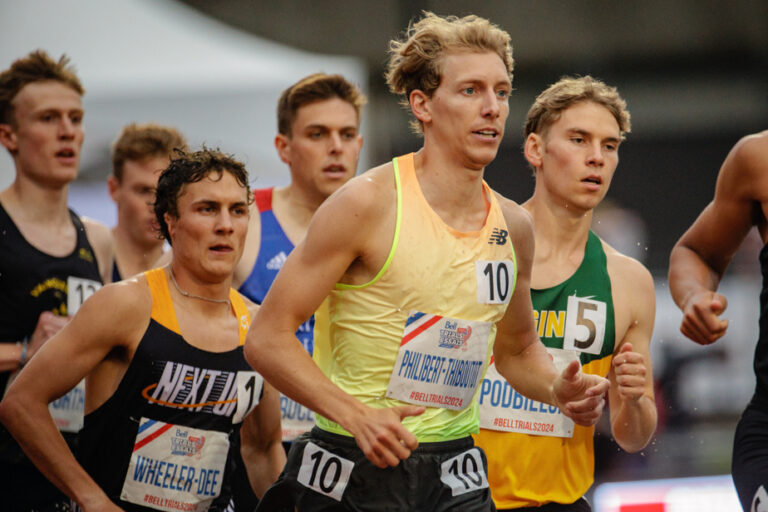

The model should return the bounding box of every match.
[385,11,514,133]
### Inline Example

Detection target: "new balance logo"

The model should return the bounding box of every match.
[488,228,508,245]
[266,251,288,270]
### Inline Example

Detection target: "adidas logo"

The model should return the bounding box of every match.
[266,251,288,270]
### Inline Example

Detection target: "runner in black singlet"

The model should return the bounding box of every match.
[0,50,112,511]
[0,149,284,511]
[670,130,768,511]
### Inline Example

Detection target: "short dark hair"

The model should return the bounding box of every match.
[154,148,251,245]
[112,123,187,181]
[277,73,366,137]
[0,50,84,125]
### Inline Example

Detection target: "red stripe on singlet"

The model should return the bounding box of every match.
[401,315,442,346]
[133,422,174,452]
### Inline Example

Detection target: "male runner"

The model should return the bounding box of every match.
[235,72,365,441]
[0,50,112,511]
[226,72,364,511]
[474,76,657,511]
[245,13,609,511]
[669,130,768,511]
[109,122,186,281]
[0,149,285,511]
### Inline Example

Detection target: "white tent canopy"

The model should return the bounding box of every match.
[0,0,368,225]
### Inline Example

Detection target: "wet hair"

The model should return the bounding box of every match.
[524,75,631,139]
[111,123,187,181]
[154,148,251,245]
[385,11,514,133]
[0,50,84,125]
[277,73,367,137]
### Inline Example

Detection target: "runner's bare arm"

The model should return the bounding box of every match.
[244,170,424,469]
[240,381,286,497]
[0,281,150,511]
[492,198,608,426]
[608,253,657,452]
[669,133,768,345]
[82,217,114,285]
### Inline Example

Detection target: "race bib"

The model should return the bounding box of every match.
[563,295,606,355]
[232,371,263,424]
[297,441,355,502]
[439,448,489,496]
[49,276,101,433]
[386,311,490,411]
[121,418,229,512]
[475,260,514,304]
[66,276,100,316]
[280,394,315,442]
[478,348,579,438]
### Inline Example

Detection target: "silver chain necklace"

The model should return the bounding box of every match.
[169,267,230,306]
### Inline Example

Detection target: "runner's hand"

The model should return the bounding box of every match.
[680,290,728,345]
[28,311,69,358]
[347,405,424,468]
[612,343,647,403]
[553,360,608,427]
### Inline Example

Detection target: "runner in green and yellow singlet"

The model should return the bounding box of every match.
[475,77,657,512]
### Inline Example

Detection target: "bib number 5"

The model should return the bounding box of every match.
[563,295,606,355]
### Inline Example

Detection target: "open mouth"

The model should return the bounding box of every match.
[210,244,233,253]
[323,164,347,177]
[582,176,602,185]
[474,129,499,139]
[56,148,76,158]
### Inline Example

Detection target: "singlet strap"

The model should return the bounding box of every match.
[145,267,181,334]
[229,290,251,346]
[254,188,274,213]
[335,155,403,290]
[147,268,250,343]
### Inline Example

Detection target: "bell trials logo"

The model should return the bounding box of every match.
[438,321,472,351]
[169,427,206,459]
[488,228,508,246]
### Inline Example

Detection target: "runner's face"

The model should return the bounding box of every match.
[110,156,168,249]
[167,171,250,281]
[277,98,362,199]
[423,51,510,170]
[534,101,621,213]
[2,81,84,187]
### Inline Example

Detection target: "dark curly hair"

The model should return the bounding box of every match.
[153,147,251,245]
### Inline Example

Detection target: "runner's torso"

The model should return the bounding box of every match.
[315,153,517,441]
[238,188,315,354]
[474,231,616,508]
[752,242,768,408]
[77,268,260,511]
[237,187,316,441]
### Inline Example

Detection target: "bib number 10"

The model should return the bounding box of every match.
[440,448,489,496]
[476,260,514,304]
[297,442,354,502]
